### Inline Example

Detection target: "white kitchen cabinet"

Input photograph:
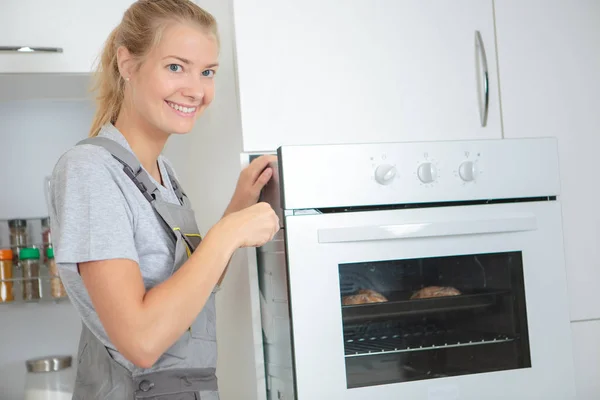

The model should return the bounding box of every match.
[0,0,132,73]
[232,0,503,152]
[494,0,600,322]
[571,320,600,400]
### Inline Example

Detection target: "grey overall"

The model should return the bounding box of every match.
[73,137,219,400]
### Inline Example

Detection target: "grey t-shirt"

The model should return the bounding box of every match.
[49,123,183,370]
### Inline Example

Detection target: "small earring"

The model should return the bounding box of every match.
[125,77,130,82]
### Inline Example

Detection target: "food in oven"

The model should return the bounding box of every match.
[410,286,461,299]
[342,289,388,305]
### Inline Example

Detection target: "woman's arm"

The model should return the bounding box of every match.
[79,202,278,369]
[217,155,277,286]
[79,232,231,368]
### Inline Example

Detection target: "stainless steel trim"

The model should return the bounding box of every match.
[475,30,489,127]
[26,355,72,372]
[0,46,63,53]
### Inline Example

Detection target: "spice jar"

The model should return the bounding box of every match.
[47,248,67,299]
[24,355,75,400]
[20,248,41,301]
[0,249,14,303]
[41,217,52,264]
[9,219,28,262]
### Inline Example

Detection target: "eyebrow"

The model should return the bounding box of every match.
[164,55,192,65]
[163,55,219,68]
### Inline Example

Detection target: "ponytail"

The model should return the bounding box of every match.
[89,27,125,137]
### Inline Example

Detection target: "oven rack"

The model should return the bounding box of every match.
[342,289,508,324]
[344,330,516,358]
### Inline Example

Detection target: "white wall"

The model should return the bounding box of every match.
[0,99,92,399]
[0,100,93,221]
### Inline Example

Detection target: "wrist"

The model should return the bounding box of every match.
[206,217,241,254]
[224,197,253,217]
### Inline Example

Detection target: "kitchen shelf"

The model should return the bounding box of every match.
[0,216,49,222]
[344,329,516,358]
[341,289,508,324]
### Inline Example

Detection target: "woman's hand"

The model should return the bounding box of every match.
[224,155,277,216]
[212,202,280,249]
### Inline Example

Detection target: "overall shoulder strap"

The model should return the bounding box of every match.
[161,161,191,207]
[78,137,160,204]
[77,137,190,206]
[78,137,200,262]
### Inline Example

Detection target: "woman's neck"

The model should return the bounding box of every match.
[114,108,168,184]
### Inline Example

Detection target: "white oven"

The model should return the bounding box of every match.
[250,138,576,400]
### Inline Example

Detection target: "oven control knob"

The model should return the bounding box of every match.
[417,162,437,183]
[459,161,476,182]
[374,164,397,185]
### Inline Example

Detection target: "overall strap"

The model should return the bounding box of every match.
[162,161,191,208]
[77,137,188,206]
[76,137,194,249]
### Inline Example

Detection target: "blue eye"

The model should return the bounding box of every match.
[202,69,215,78]
[168,64,182,72]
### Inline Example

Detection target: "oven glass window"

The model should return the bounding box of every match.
[339,252,531,389]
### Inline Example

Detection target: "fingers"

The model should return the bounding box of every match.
[247,155,277,182]
[240,203,281,247]
[268,213,280,243]
[253,167,273,191]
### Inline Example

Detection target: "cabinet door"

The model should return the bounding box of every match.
[571,321,600,400]
[494,1,600,321]
[0,0,131,73]
[232,0,502,152]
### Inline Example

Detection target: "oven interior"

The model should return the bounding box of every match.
[339,251,531,389]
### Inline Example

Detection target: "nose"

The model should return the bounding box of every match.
[182,75,205,103]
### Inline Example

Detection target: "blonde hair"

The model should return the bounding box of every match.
[89,0,219,137]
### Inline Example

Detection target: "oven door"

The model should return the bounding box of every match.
[284,200,575,400]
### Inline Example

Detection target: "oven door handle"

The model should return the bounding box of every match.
[317,215,537,243]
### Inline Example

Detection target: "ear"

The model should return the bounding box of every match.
[116,45,135,81]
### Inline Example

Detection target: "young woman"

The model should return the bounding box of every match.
[49,1,279,398]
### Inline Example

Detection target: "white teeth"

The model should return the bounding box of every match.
[167,102,196,114]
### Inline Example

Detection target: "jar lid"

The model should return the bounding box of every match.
[26,356,72,373]
[46,247,54,259]
[19,247,40,260]
[0,249,12,260]
[8,219,27,228]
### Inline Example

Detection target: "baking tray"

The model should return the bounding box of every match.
[341,290,507,324]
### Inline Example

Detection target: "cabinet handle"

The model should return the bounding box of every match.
[0,46,63,53]
[474,31,489,127]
